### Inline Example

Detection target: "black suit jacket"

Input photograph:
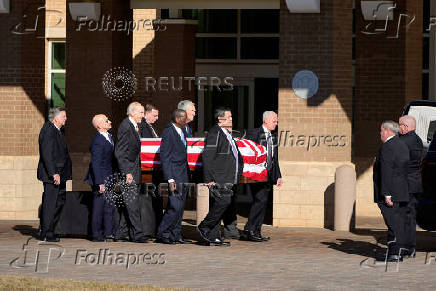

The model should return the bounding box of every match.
[37,121,72,183]
[245,126,282,184]
[115,118,142,184]
[399,131,423,194]
[85,132,115,186]
[139,117,159,138]
[373,135,410,203]
[203,125,244,185]
[160,123,189,184]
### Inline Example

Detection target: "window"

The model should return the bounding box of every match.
[188,9,279,61]
[241,37,279,59]
[240,10,279,33]
[196,37,237,59]
[49,42,66,108]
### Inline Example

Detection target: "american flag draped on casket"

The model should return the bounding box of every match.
[140,137,268,181]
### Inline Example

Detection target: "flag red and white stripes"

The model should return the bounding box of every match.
[140,137,267,181]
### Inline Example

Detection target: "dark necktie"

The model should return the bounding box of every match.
[150,124,158,138]
[267,132,273,170]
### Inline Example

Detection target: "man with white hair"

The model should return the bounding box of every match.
[242,111,283,242]
[399,115,423,258]
[114,102,148,243]
[373,120,410,262]
[177,100,196,137]
[37,107,72,242]
[85,114,115,242]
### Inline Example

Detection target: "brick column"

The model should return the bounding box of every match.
[276,0,353,227]
[66,0,132,190]
[152,20,197,132]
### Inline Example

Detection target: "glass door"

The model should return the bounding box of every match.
[198,80,254,135]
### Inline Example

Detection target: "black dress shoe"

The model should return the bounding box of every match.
[386,254,403,262]
[155,237,176,244]
[207,238,231,247]
[241,231,263,242]
[44,236,60,242]
[197,226,211,242]
[104,235,115,242]
[256,231,270,241]
[133,237,149,243]
[92,237,105,242]
[174,238,193,244]
[114,237,129,242]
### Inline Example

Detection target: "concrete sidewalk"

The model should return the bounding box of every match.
[1,221,436,290]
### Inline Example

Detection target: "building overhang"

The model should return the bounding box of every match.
[130,0,279,9]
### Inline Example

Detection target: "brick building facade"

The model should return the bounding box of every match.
[0,0,428,227]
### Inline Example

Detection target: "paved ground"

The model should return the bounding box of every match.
[1,219,436,290]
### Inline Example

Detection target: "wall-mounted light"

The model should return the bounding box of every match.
[361,1,394,21]
[69,2,101,21]
[0,0,10,14]
[285,0,320,13]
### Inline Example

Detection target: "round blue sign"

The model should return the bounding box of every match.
[292,70,319,99]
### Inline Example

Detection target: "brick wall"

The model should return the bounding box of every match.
[65,0,133,190]
[353,0,423,159]
[278,0,353,163]
[132,9,156,106]
[152,21,197,132]
[0,1,46,156]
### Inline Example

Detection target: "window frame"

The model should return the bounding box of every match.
[48,40,66,105]
[195,9,279,62]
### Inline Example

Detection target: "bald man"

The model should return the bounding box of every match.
[399,115,424,258]
[85,114,115,242]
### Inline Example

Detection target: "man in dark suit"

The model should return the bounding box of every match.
[177,100,196,137]
[140,104,159,138]
[243,111,283,242]
[399,115,423,258]
[85,114,115,242]
[156,109,191,244]
[138,104,160,236]
[37,107,72,242]
[114,102,148,243]
[373,120,410,262]
[198,108,244,246]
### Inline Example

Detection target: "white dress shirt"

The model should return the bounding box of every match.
[99,131,113,145]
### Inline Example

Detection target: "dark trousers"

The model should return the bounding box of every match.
[157,183,188,241]
[40,182,66,239]
[91,188,114,239]
[139,183,156,237]
[114,184,145,241]
[245,182,271,233]
[378,202,408,255]
[199,184,235,240]
[405,194,418,249]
